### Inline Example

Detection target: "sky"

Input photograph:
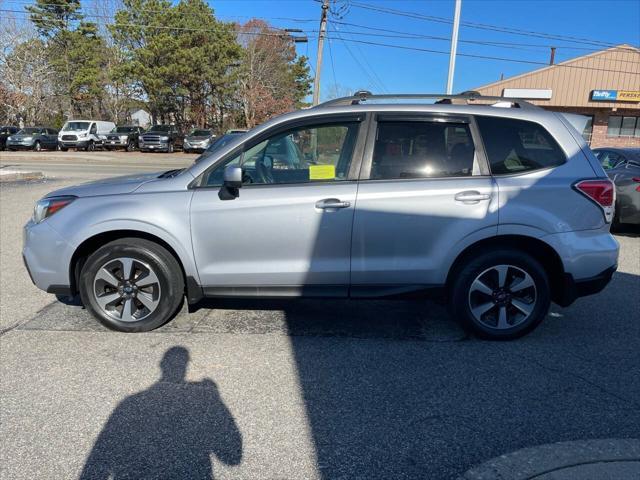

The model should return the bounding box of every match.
[3,0,638,100]
[208,0,640,100]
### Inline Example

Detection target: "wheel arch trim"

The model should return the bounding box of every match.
[68,227,202,303]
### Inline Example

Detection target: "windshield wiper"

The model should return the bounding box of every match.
[158,168,184,178]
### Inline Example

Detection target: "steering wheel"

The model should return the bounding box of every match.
[255,155,274,184]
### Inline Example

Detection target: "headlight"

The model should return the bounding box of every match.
[120,135,128,141]
[160,136,169,141]
[33,196,76,224]
[7,136,13,141]
[79,132,88,138]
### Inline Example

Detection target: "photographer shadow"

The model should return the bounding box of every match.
[79,346,242,479]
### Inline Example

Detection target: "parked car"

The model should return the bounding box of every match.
[104,126,144,152]
[6,127,59,151]
[0,126,19,150]
[58,120,116,151]
[139,125,183,153]
[592,147,640,226]
[183,129,215,153]
[23,92,619,339]
[194,130,247,163]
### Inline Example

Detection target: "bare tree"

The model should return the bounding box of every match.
[0,17,56,125]
[236,20,308,128]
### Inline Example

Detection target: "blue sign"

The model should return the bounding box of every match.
[591,90,618,101]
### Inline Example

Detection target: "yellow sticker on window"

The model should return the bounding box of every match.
[309,164,336,180]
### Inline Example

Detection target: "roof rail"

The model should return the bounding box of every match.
[316,90,540,109]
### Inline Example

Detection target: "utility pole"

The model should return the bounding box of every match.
[446,0,462,94]
[549,47,556,65]
[312,0,329,106]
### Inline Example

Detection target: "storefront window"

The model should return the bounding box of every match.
[607,116,640,137]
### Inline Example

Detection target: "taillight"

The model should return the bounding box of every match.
[574,179,615,223]
[633,177,640,192]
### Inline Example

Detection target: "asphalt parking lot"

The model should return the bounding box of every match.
[1,151,639,479]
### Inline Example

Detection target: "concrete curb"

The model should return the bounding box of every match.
[460,439,640,480]
[0,170,44,182]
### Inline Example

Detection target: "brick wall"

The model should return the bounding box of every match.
[547,107,640,148]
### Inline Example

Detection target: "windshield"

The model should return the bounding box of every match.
[18,128,40,135]
[148,125,171,132]
[208,133,242,152]
[190,129,212,137]
[63,122,90,131]
[113,126,136,133]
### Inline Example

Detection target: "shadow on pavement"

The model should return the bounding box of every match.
[79,347,242,479]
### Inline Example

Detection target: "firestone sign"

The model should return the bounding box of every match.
[591,90,640,102]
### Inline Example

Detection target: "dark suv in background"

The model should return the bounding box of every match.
[139,125,183,153]
[104,126,144,152]
[0,126,19,150]
[6,127,59,151]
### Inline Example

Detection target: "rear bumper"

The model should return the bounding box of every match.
[557,265,617,307]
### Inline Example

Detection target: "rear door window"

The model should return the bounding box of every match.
[370,121,477,179]
[476,116,566,175]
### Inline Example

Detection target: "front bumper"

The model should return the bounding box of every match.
[104,139,129,148]
[6,140,35,149]
[59,140,90,148]
[23,220,74,294]
[139,142,170,152]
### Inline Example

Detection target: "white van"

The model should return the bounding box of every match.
[58,120,116,151]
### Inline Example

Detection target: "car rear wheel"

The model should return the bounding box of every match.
[79,238,184,332]
[448,249,550,340]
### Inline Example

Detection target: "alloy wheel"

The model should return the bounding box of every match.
[92,257,161,322]
[468,264,537,330]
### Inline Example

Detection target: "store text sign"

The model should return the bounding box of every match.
[591,90,640,102]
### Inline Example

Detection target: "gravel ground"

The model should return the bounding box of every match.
[0,161,638,480]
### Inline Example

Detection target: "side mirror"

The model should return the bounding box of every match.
[218,165,242,200]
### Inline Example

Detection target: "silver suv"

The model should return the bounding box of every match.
[23,93,619,339]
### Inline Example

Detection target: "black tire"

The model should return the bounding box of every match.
[126,139,135,152]
[59,146,67,151]
[79,238,185,332]
[34,141,41,152]
[167,142,174,153]
[183,148,190,154]
[448,249,550,340]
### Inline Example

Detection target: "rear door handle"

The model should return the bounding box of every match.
[454,191,491,203]
[315,198,351,209]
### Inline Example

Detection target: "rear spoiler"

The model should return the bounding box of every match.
[559,113,590,136]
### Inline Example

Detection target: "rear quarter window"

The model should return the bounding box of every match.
[476,116,566,175]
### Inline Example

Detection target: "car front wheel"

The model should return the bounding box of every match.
[448,249,550,340]
[79,238,184,332]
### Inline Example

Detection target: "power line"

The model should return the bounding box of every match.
[347,1,637,50]
[0,8,317,39]
[331,19,638,54]
[324,35,640,76]
[4,5,638,75]
[327,34,338,96]
[329,24,386,93]
[2,0,318,22]
[332,24,389,93]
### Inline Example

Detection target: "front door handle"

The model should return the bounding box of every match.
[315,198,351,209]
[454,191,491,203]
